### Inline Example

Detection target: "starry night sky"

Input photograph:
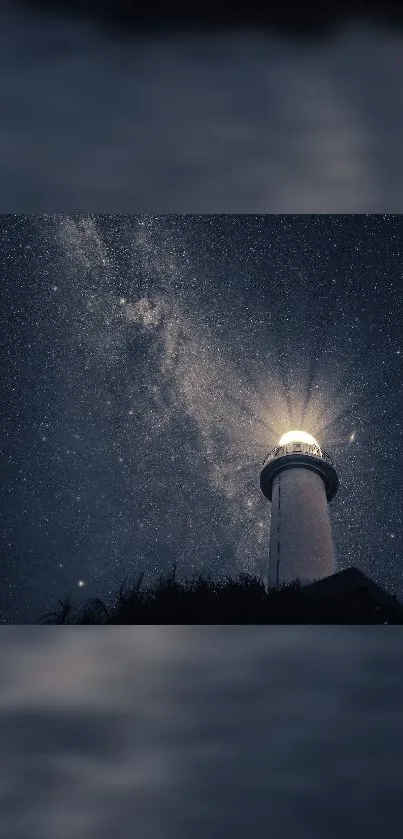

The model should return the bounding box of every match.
[1,214,402,623]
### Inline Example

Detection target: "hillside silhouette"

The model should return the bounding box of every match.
[36,565,403,625]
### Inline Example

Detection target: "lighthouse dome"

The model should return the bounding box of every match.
[279,430,321,452]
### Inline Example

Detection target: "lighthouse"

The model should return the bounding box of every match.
[260,430,339,588]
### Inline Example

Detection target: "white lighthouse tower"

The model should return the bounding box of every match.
[260,430,339,588]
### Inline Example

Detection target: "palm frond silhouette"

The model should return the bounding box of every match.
[37,595,76,624]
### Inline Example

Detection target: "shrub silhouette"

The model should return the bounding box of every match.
[36,568,403,625]
[38,595,77,625]
[76,597,111,625]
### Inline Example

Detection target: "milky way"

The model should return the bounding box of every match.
[1,214,402,621]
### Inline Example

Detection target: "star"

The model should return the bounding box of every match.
[2,213,403,622]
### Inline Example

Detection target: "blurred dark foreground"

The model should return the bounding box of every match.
[2,2,403,211]
[1,626,403,839]
[18,1,403,35]
[36,567,403,624]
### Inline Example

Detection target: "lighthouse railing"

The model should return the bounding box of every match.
[262,443,334,468]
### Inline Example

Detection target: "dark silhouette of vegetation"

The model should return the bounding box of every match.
[37,565,403,625]
[39,595,76,625]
